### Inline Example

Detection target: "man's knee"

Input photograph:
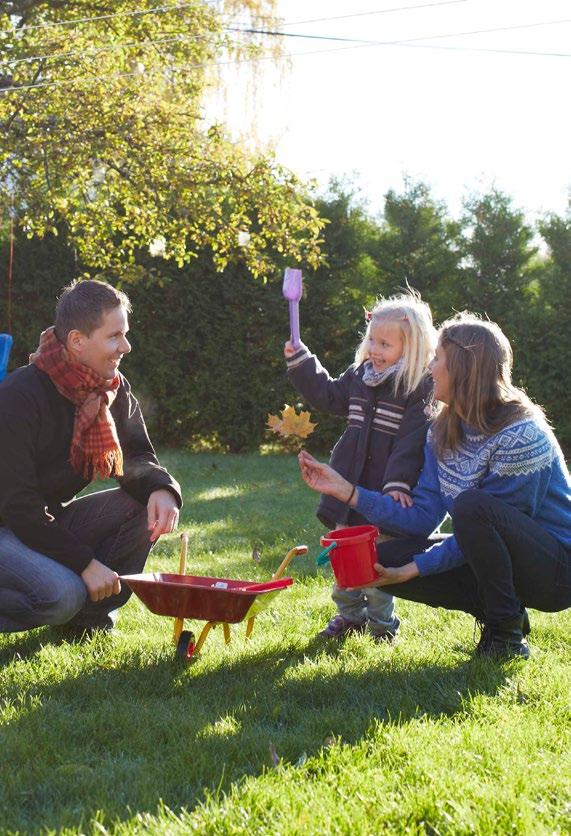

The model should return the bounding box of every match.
[116,490,147,524]
[38,576,87,625]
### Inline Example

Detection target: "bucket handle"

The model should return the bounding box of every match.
[316,541,337,566]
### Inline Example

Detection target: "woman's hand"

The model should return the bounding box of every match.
[284,340,296,358]
[348,561,419,589]
[298,450,354,503]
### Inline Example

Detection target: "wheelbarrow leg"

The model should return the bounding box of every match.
[245,544,308,639]
[194,621,217,654]
[223,623,231,645]
[172,533,189,645]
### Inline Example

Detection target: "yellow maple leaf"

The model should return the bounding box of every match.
[266,412,284,434]
[266,404,317,439]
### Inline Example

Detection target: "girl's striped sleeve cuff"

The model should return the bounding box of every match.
[286,343,310,370]
[382,482,412,496]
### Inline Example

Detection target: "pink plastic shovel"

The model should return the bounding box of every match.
[283,267,303,349]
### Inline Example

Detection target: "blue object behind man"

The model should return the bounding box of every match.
[0,334,13,381]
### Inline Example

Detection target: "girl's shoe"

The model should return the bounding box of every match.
[318,615,366,640]
[369,616,400,643]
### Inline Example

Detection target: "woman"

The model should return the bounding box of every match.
[299,314,571,659]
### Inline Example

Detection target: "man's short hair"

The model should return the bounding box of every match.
[55,279,132,344]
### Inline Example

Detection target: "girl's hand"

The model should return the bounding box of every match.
[348,561,419,589]
[386,489,413,508]
[298,450,354,502]
[284,340,296,358]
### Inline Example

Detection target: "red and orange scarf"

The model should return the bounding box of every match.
[30,327,124,480]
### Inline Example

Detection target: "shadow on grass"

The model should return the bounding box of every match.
[0,629,512,833]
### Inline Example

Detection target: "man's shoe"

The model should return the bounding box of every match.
[318,615,366,640]
[61,623,114,641]
[475,615,530,659]
[369,616,400,644]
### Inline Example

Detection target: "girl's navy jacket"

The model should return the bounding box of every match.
[287,346,433,529]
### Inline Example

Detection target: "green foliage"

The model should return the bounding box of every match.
[0,0,324,276]
[455,190,538,331]
[1,180,570,452]
[0,451,569,834]
[518,212,571,443]
[122,256,292,452]
[372,179,462,322]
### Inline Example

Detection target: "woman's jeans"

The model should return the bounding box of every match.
[0,488,152,633]
[375,490,571,624]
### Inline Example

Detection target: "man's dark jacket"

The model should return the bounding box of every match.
[0,365,182,573]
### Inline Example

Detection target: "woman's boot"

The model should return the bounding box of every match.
[475,614,530,659]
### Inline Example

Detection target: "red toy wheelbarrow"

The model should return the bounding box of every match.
[122,534,307,663]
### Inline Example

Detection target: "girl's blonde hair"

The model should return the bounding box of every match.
[431,312,546,456]
[355,289,436,396]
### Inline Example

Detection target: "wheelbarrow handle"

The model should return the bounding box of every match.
[316,542,337,566]
[178,533,188,574]
[247,544,307,640]
[173,533,189,644]
[271,544,308,580]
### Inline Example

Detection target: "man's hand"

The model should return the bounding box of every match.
[349,561,419,589]
[147,489,179,542]
[284,340,296,358]
[81,559,121,602]
[298,450,354,503]
[386,489,414,508]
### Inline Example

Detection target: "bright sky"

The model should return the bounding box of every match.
[214,0,571,220]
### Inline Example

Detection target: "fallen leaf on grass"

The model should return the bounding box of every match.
[269,741,280,767]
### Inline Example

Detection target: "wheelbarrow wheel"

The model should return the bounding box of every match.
[176,630,197,664]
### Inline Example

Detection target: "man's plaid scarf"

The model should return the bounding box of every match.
[30,327,124,480]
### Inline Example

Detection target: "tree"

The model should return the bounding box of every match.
[520,211,571,449]
[372,179,462,322]
[0,0,324,277]
[456,189,537,331]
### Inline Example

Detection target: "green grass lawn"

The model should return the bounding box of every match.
[0,451,569,835]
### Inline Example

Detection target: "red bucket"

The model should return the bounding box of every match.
[320,525,380,587]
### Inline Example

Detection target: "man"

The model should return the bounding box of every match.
[0,279,182,636]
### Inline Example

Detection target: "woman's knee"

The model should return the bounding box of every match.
[452,489,494,528]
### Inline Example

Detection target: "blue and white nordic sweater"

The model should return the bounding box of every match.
[355,417,571,576]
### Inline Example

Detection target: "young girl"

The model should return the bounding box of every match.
[285,291,436,642]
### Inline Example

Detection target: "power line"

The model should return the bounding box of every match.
[0,31,221,69]
[277,0,470,28]
[2,13,569,74]
[6,0,469,34]
[1,0,470,68]
[8,2,208,32]
[2,16,570,94]
[229,17,571,47]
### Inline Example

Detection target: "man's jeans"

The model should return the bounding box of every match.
[0,488,152,633]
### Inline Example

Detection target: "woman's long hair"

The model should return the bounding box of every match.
[431,313,547,456]
[354,289,436,396]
